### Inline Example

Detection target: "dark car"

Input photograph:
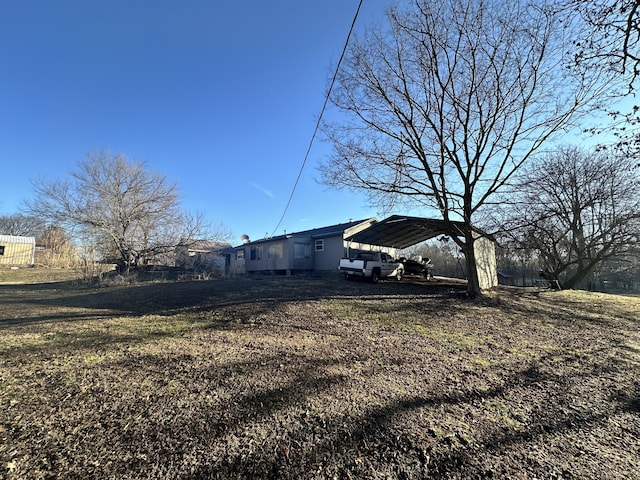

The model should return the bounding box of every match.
[399,255,433,279]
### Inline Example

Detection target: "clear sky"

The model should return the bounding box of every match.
[0,1,392,243]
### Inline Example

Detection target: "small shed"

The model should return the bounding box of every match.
[497,270,516,286]
[0,235,36,266]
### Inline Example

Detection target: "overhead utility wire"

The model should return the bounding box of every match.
[270,0,364,237]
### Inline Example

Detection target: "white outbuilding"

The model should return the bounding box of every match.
[0,235,36,266]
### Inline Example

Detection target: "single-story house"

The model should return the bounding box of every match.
[175,240,232,274]
[229,218,397,276]
[230,215,498,289]
[0,235,36,266]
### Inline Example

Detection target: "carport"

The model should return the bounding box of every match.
[344,215,497,289]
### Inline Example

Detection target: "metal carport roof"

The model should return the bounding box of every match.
[343,215,468,249]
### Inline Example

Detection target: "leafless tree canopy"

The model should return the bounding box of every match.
[37,225,80,267]
[320,0,607,296]
[498,146,640,289]
[0,214,43,237]
[564,0,640,156]
[567,0,640,83]
[27,151,208,272]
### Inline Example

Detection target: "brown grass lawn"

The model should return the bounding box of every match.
[1,270,639,479]
[0,267,87,285]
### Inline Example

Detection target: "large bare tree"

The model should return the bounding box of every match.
[27,151,210,273]
[320,0,608,297]
[0,214,43,237]
[498,146,640,289]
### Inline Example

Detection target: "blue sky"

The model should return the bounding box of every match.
[0,1,391,242]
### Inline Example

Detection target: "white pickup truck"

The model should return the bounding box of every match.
[339,251,404,283]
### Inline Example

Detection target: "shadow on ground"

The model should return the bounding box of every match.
[0,275,467,326]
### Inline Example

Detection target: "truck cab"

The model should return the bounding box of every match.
[339,251,404,283]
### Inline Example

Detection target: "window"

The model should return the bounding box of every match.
[236,249,245,259]
[294,242,310,259]
[0,245,4,256]
[268,242,283,259]
[250,245,262,260]
[315,239,324,251]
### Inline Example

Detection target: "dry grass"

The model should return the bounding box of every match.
[0,267,84,284]
[1,270,639,479]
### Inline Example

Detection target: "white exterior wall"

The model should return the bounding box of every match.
[474,235,498,290]
[0,235,36,265]
[344,241,398,259]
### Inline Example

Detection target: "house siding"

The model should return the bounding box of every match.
[0,235,36,265]
[239,236,398,275]
[312,235,345,272]
[233,218,404,276]
[244,241,287,272]
[290,240,313,271]
[229,249,246,275]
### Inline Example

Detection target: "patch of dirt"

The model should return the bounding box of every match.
[1,275,639,479]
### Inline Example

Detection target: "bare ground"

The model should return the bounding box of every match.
[1,273,639,479]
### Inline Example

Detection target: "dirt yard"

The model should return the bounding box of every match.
[1,271,639,479]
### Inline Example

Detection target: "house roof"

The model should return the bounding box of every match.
[344,215,473,249]
[304,218,376,239]
[184,240,231,253]
[0,235,36,244]
[234,215,491,251]
[236,219,373,247]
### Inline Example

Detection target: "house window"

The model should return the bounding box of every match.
[268,242,283,259]
[315,239,324,252]
[0,246,4,255]
[250,245,262,260]
[236,249,245,259]
[294,242,310,259]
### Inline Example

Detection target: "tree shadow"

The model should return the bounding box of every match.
[4,324,637,479]
[488,288,640,331]
[3,276,638,478]
[190,356,632,479]
[0,276,462,329]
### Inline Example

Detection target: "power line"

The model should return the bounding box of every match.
[270,0,364,237]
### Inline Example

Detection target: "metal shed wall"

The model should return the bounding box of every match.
[0,235,36,265]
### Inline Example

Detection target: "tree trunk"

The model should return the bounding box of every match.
[463,232,482,298]
[563,262,598,289]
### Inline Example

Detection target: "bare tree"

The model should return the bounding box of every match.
[566,0,639,84]
[0,214,43,237]
[498,146,640,289]
[563,0,640,157]
[320,0,607,297]
[37,225,79,267]
[27,151,211,273]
